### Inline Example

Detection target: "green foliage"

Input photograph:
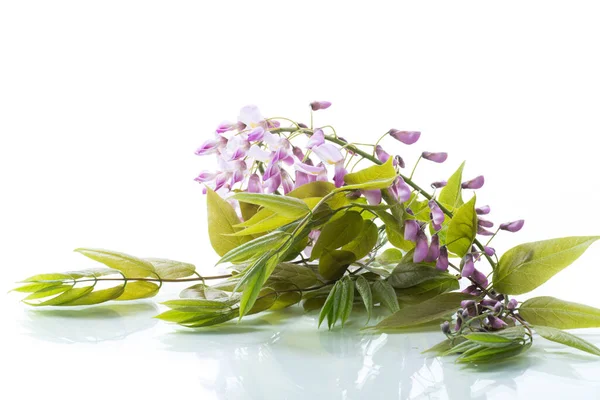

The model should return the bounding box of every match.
[117,281,160,300]
[319,249,356,280]
[217,231,290,264]
[318,276,354,329]
[372,292,474,330]
[438,161,465,211]
[341,220,378,260]
[232,209,297,236]
[388,262,452,289]
[342,157,397,190]
[206,187,251,256]
[377,248,403,264]
[371,280,400,313]
[310,210,363,260]
[493,236,600,294]
[446,196,477,257]
[235,251,282,318]
[396,276,459,304]
[231,193,310,219]
[355,275,373,323]
[74,248,156,278]
[146,258,196,279]
[267,262,321,289]
[533,325,600,356]
[519,296,600,329]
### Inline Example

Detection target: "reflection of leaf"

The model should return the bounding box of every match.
[493,236,600,294]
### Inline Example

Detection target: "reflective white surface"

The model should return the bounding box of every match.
[4,287,600,400]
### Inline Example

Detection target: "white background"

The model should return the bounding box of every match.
[1,1,600,399]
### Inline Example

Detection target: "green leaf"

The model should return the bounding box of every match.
[13,282,66,293]
[534,325,600,356]
[493,236,600,294]
[372,292,474,330]
[519,296,600,329]
[388,262,449,289]
[375,209,413,251]
[146,258,196,279]
[355,275,373,323]
[231,211,297,236]
[377,248,404,264]
[342,157,397,190]
[74,248,156,278]
[26,286,94,306]
[446,196,477,258]
[423,337,466,355]
[184,311,238,328]
[236,252,281,318]
[334,276,354,327]
[341,220,378,260]
[23,273,74,283]
[63,285,126,306]
[267,262,321,289]
[318,249,356,281]
[311,210,363,260]
[287,181,335,199]
[218,231,289,264]
[463,332,516,347]
[161,299,234,312]
[438,161,465,211]
[23,284,73,301]
[239,201,260,222]
[318,283,338,328]
[231,193,310,219]
[206,187,251,256]
[180,283,234,301]
[456,342,531,364]
[396,276,459,304]
[116,281,160,300]
[371,280,400,313]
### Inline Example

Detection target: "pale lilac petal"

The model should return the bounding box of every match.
[264,173,281,194]
[294,171,310,188]
[294,159,326,175]
[238,105,263,128]
[262,162,280,181]
[431,180,447,189]
[428,200,445,226]
[500,219,525,232]
[307,129,325,149]
[312,143,344,165]
[247,174,262,193]
[316,162,328,182]
[214,172,231,191]
[231,169,245,186]
[375,145,391,163]
[195,139,219,156]
[389,176,411,203]
[462,175,485,190]
[247,126,265,141]
[404,220,419,242]
[476,205,491,215]
[194,171,216,183]
[215,121,234,134]
[389,130,421,145]
[425,234,440,262]
[310,101,332,111]
[422,152,448,163]
[362,189,382,205]
[248,145,272,162]
[334,161,347,188]
[281,170,294,194]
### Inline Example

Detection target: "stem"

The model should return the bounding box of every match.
[409,156,422,180]
[271,126,497,270]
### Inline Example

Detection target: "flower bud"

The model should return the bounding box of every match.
[264,173,282,194]
[461,254,475,278]
[478,218,494,228]
[394,155,406,168]
[499,219,525,233]
[431,180,447,189]
[484,246,495,257]
[298,122,308,128]
[477,226,494,236]
[462,284,481,296]
[404,220,419,242]
[422,151,448,163]
[476,205,491,215]
[441,321,451,334]
[493,302,504,314]
[436,246,449,271]
[507,298,518,310]
[428,200,445,227]
[247,126,265,141]
[195,139,219,156]
[461,309,470,320]
[310,101,332,111]
[461,175,485,190]
[375,145,391,163]
[333,161,347,188]
[413,231,429,263]
[247,173,262,193]
[215,121,234,134]
[281,170,294,194]
[389,130,421,145]
[487,315,508,330]
[194,171,216,183]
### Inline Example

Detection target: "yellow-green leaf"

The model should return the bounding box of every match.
[207,187,251,256]
[519,296,600,329]
[341,219,378,260]
[311,211,363,260]
[116,281,160,300]
[438,161,465,211]
[493,236,600,294]
[63,285,126,306]
[318,249,356,280]
[446,196,477,258]
[342,157,396,190]
[146,258,196,279]
[231,193,310,219]
[74,248,156,278]
[534,325,600,357]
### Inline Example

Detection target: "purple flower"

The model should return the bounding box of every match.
[214,172,230,192]
[262,162,280,181]
[248,145,271,162]
[429,200,445,229]
[413,231,429,263]
[215,121,234,134]
[461,300,478,317]
[272,147,294,165]
[478,218,494,228]
[247,174,262,193]
[404,220,419,242]
[292,146,304,160]
[313,142,344,165]
[461,175,485,190]
[294,171,310,188]
[436,246,449,271]
[422,151,448,163]
[476,205,491,215]
[375,145,391,163]
[316,162,328,182]
[281,170,294,194]
[487,315,508,330]
[264,173,282,194]
[307,129,325,149]
[231,169,244,186]
[238,105,263,128]
[484,246,495,257]
[294,159,325,176]
[461,254,475,278]
[362,189,382,205]
[471,268,488,287]
[441,321,450,334]
[195,139,219,156]
[389,176,411,203]
[500,219,525,233]
[394,155,406,168]
[389,130,421,145]
[462,284,482,296]
[431,180,447,189]
[247,126,265,141]
[507,298,518,310]
[477,226,494,236]
[333,161,347,188]
[310,101,332,111]
[194,171,216,183]
[425,234,440,262]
